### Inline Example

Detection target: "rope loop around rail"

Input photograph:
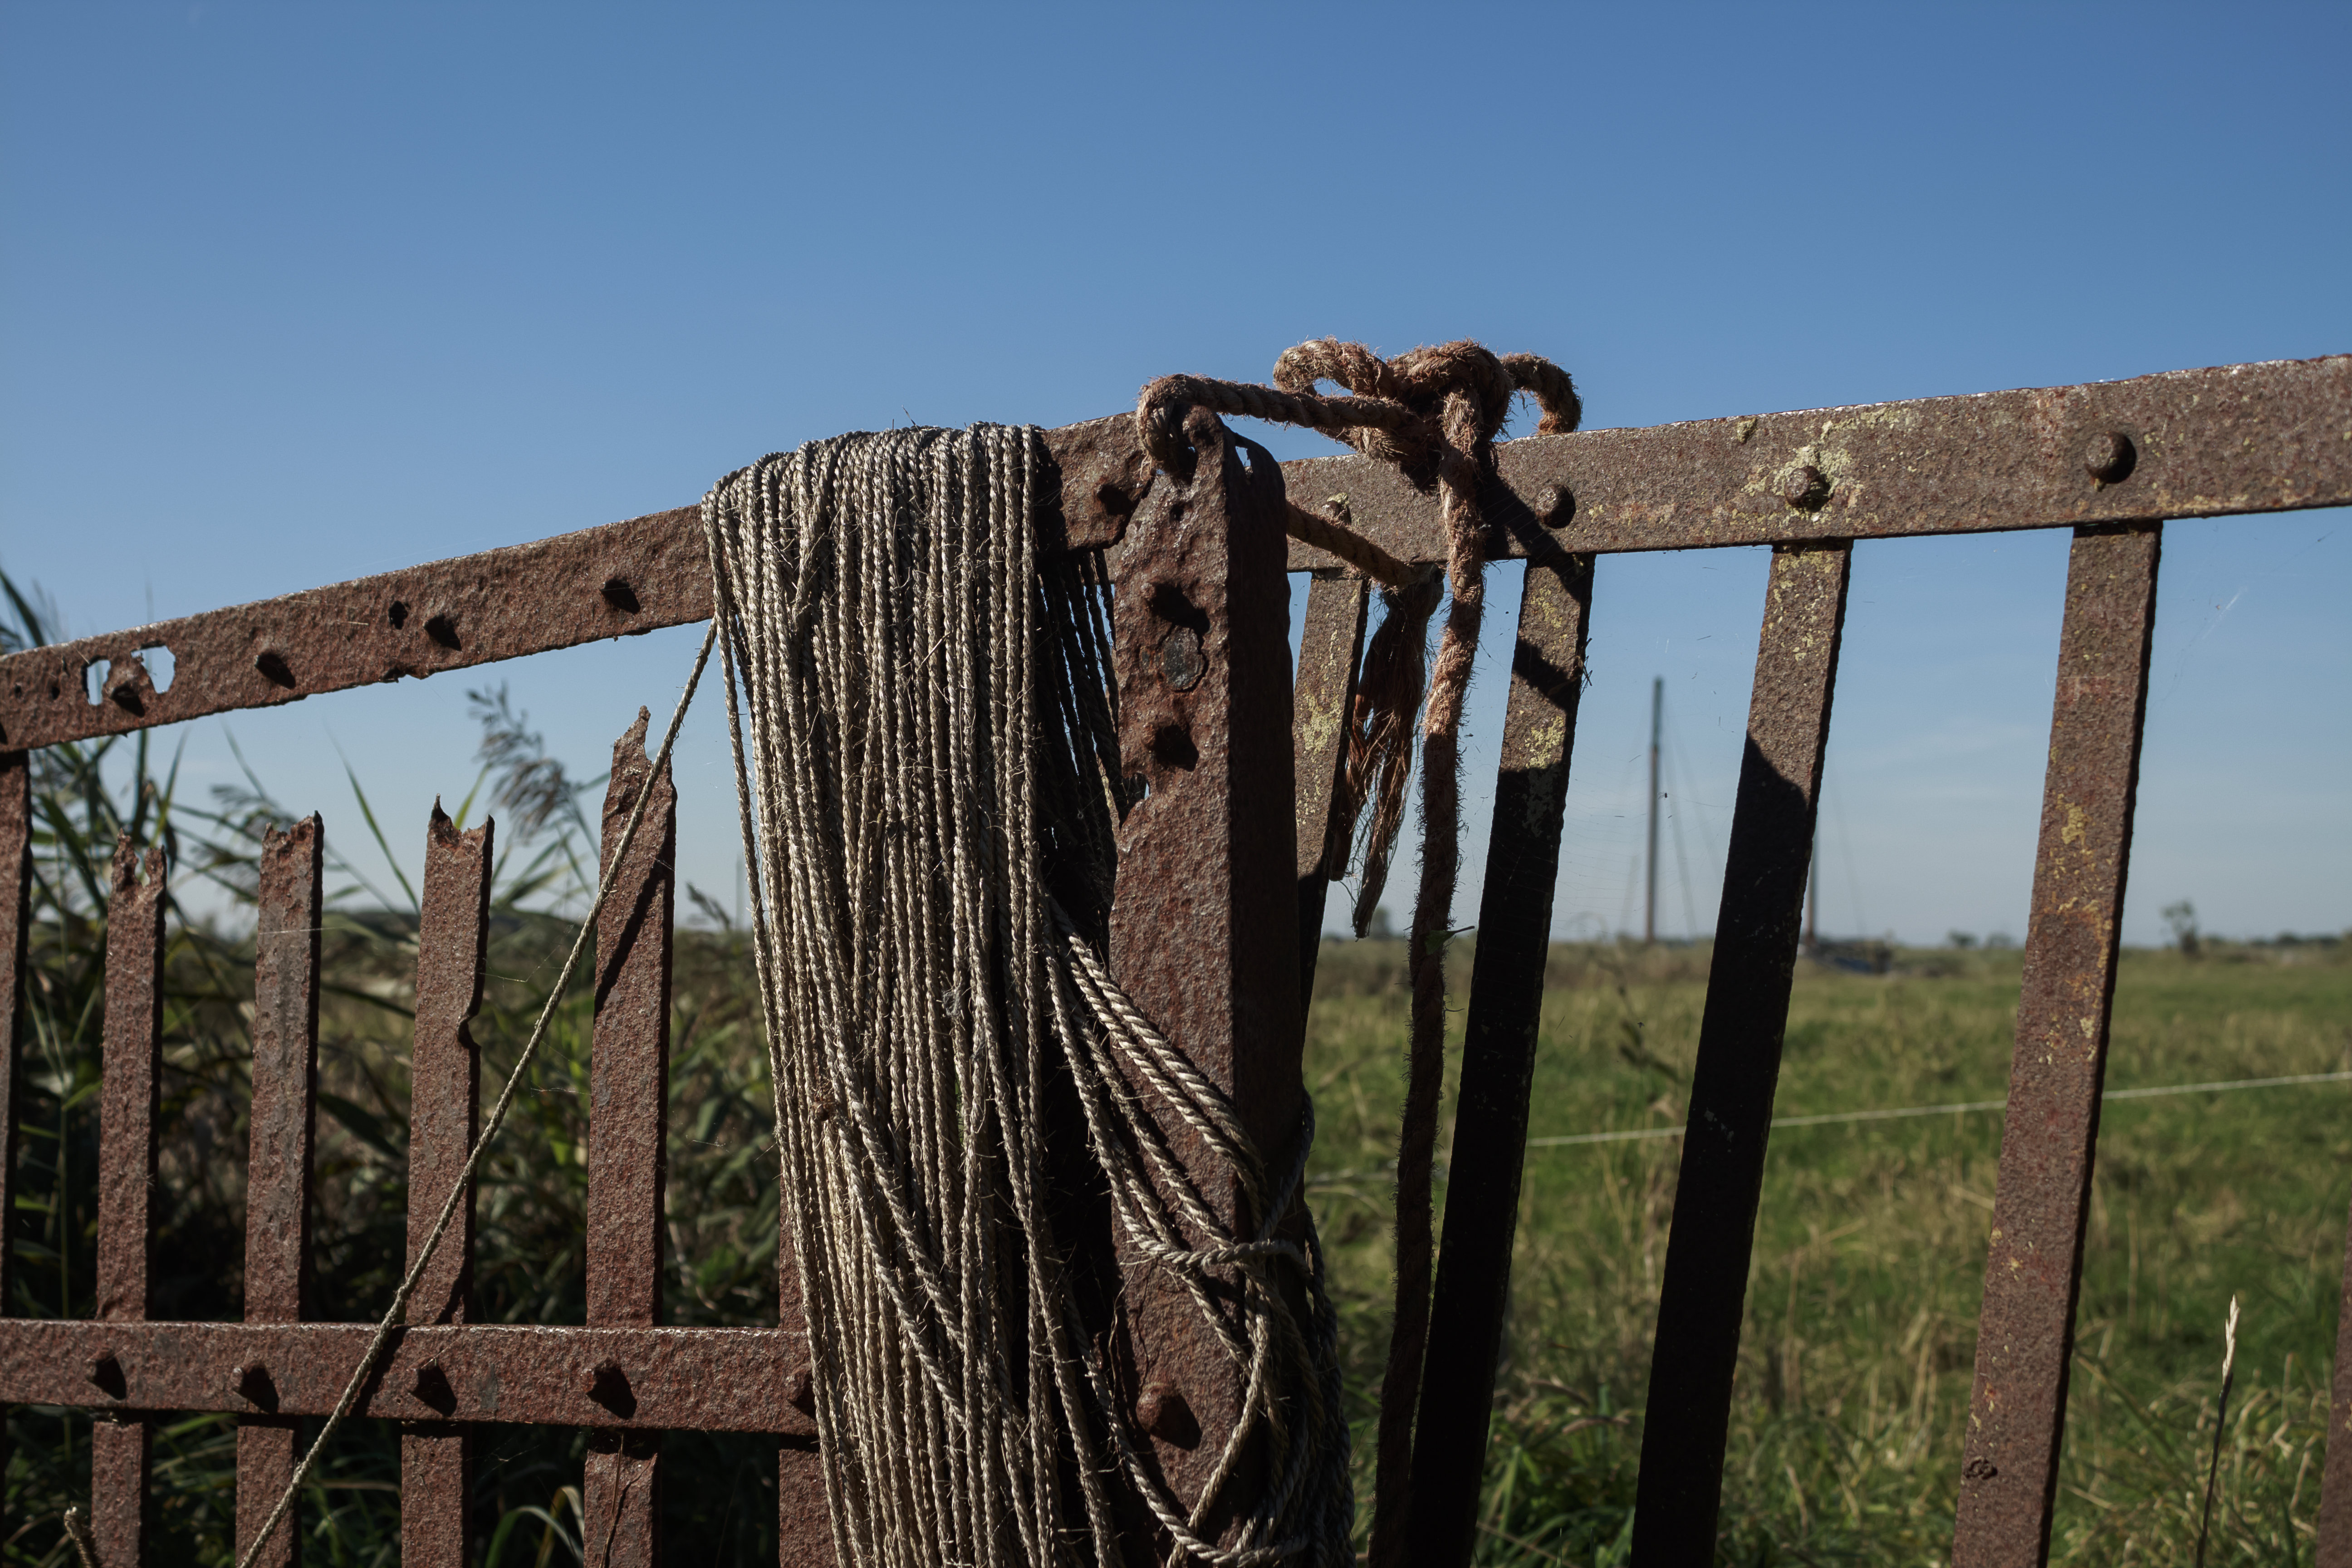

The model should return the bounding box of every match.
[1138,338,1580,1568]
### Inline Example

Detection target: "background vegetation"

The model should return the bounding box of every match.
[4,579,2347,1564]
[1309,935,2350,1566]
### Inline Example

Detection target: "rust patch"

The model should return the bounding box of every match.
[1951,523,2161,1568]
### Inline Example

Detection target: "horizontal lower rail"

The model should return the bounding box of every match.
[1,354,2342,753]
[0,1320,816,1435]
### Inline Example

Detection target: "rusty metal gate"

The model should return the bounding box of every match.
[0,353,2347,1567]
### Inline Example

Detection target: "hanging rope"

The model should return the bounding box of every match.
[1138,339,1579,1568]
[703,425,1351,1568]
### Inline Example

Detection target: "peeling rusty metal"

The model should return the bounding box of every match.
[2319,1195,2352,1568]
[1105,410,1303,1560]
[0,1320,816,1431]
[98,837,166,1326]
[586,714,672,1328]
[583,713,675,1566]
[0,754,24,1328]
[408,807,489,1328]
[0,506,710,753]
[1632,541,1853,1566]
[780,1440,836,1567]
[95,833,166,1565]
[1409,542,1595,1568]
[1045,413,1158,551]
[10,358,2344,758]
[1289,573,1368,1011]
[583,1431,662,1567]
[404,804,491,1568]
[1952,523,2160,1568]
[0,753,21,1542]
[237,815,322,1568]
[245,817,321,1322]
[93,1419,153,1566]
[235,1421,300,1568]
[1282,353,2352,568]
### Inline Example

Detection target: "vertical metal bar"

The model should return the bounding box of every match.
[1952,522,2161,1568]
[95,834,167,1565]
[1407,547,1595,1568]
[1291,572,1368,1011]
[583,714,674,1568]
[402,805,490,1568]
[776,944,831,1568]
[1632,539,1853,1566]
[1105,412,1302,1558]
[779,1439,832,1568]
[0,752,29,1537]
[778,1120,833,1563]
[236,817,323,1568]
[2318,1192,2352,1568]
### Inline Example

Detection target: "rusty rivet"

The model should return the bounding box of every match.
[424,614,461,651]
[412,1359,444,1396]
[254,650,295,689]
[1537,485,1571,528]
[231,1362,268,1401]
[788,1365,816,1416]
[2083,430,2136,484]
[600,577,641,614]
[579,1358,619,1396]
[1780,466,1829,510]
[1161,627,1205,692]
[1135,1380,1197,1445]
[387,600,410,630]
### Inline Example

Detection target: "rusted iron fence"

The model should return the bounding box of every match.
[0,353,2347,1566]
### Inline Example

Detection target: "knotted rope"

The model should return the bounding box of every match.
[1138,340,1579,1568]
[703,426,1351,1568]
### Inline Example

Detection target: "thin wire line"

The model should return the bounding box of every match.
[1524,1069,2352,1148]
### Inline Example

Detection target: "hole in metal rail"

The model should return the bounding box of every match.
[601,578,641,614]
[83,658,109,706]
[1151,722,1198,771]
[387,600,409,629]
[424,614,461,651]
[142,644,174,693]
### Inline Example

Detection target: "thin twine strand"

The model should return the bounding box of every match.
[229,618,715,1568]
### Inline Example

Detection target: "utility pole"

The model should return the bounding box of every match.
[1645,676,1661,946]
[1804,831,1819,954]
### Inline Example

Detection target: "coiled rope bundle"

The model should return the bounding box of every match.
[701,426,1350,1568]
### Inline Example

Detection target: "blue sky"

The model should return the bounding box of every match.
[2,3,2345,946]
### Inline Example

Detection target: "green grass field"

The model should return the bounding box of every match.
[1304,936,2352,1566]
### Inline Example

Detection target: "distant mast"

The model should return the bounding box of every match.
[1805,833,1819,954]
[1645,676,1661,946]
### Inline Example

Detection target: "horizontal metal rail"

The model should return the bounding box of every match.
[3,355,2343,755]
[0,1320,814,1434]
